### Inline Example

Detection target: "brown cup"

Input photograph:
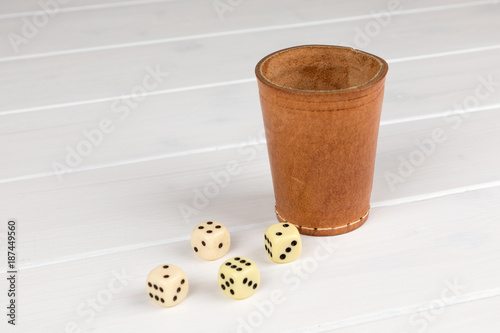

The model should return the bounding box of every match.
[255,45,388,236]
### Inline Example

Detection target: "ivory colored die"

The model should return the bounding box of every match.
[264,223,302,263]
[191,221,230,260]
[146,265,188,307]
[218,257,260,300]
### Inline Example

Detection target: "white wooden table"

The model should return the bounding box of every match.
[1,0,499,332]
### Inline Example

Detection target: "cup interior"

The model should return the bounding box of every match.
[257,45,386,92]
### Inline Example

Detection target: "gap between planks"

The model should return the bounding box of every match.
[1,101,498,185]
[2,179,499,273]
[0,0,180,20]
[0,0,497,63]
[2,43,500,117]
[292,291,500,333]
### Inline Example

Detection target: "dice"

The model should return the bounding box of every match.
[264,223,302,263]
[218,257,260,300]
[146,265,189,307]
[191,221,230,260]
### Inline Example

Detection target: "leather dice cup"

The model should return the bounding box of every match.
[255,45,389,236]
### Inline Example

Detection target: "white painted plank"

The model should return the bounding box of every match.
[1,47,499,180]
[1,3,500,112]
[372,109,500,200]
[0,0,482,57]
[1,108,499,267]
[1,186,499,332]
[333,296,500,333]
[0,0,176,17]
[0,81,264,180]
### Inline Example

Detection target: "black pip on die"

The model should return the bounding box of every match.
[146,265,189,307]
[264,223,302,263]
[218,257,260,300]
[191,221,230,260]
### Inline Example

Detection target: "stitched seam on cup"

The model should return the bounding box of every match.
[275,208,369,231]
[258,88,383,112]
[276,199,370,215]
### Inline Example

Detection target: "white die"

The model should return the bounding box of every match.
[146,264,188,307]
[264,223,302,263]
[191,221,230,260]
[218,256,260,300]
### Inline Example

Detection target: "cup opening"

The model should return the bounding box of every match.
[257,45,387,93]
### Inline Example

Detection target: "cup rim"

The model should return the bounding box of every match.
[255,44,389,95]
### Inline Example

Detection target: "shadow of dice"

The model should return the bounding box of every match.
[264,223,302,263]
[218,257,260,300]
[146,265,188,307]
[191,221,230,260]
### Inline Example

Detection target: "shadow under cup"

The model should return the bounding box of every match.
[255,45,388,236]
